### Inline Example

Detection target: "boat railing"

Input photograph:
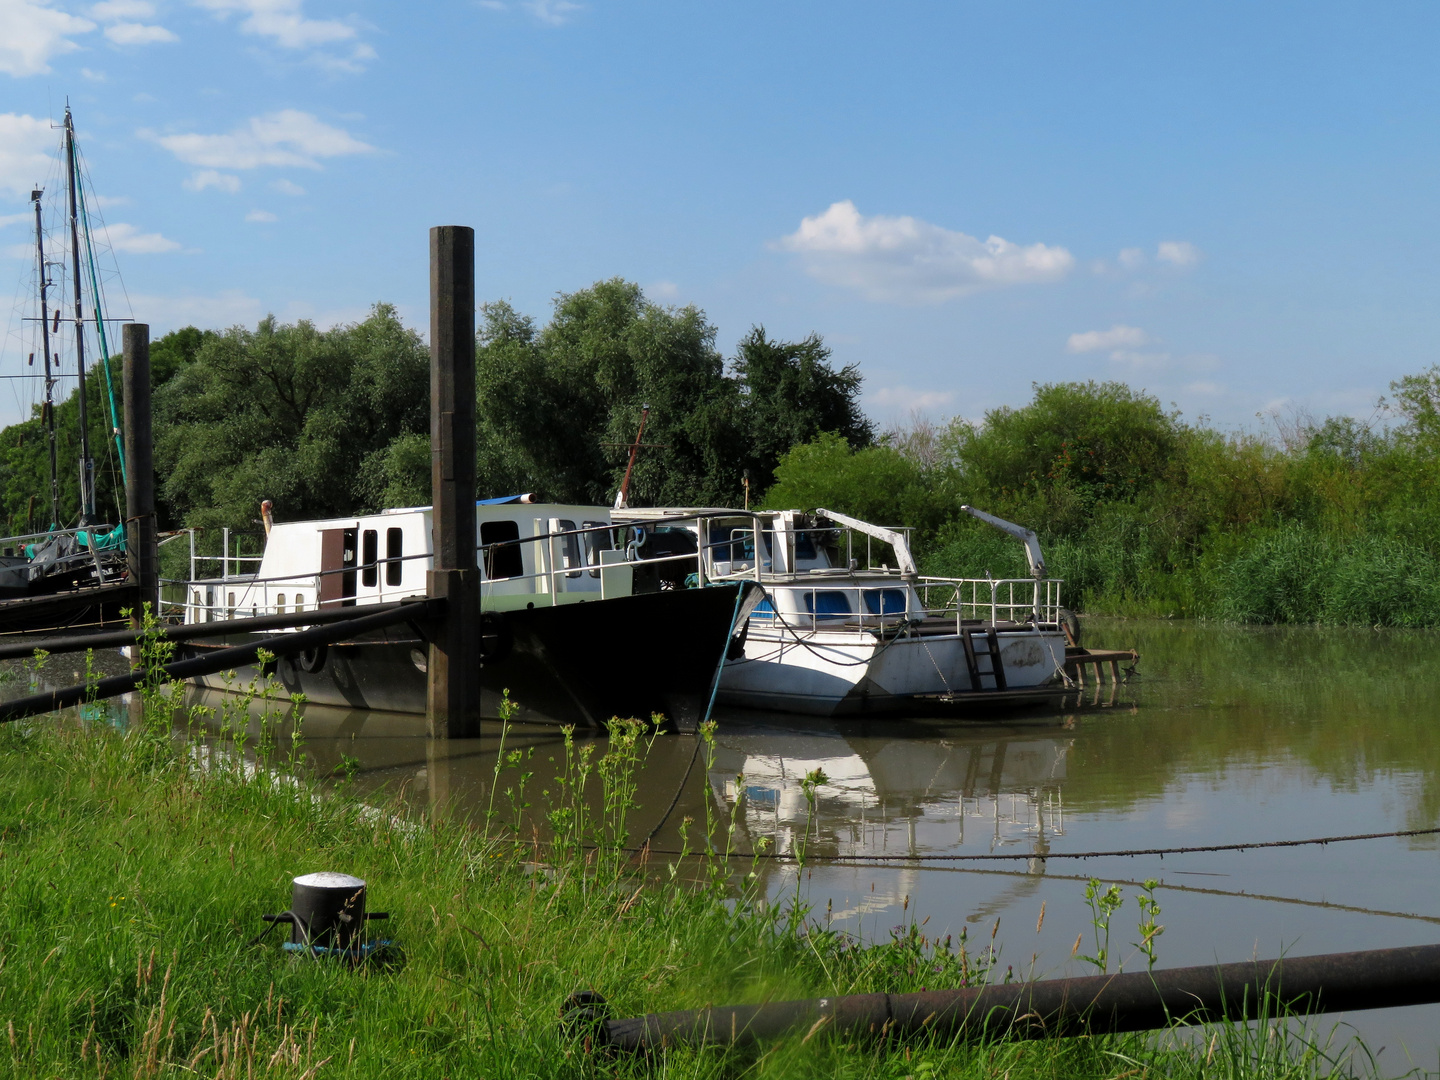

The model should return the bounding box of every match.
[916,576,1065,627]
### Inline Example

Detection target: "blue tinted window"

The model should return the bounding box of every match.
[793,532,817,560]
[864,589,907,615]
[806,591,852,617]
[751,597,776,619]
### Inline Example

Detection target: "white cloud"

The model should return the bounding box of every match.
[475,0,505,8]
[1157,240,1200,267]
[245,208,276,222]
[81,65,106,79]
[101,221,182,253]
[184,168,241,192]
[777,200,1073,304]
[270,177,304,195]
[1117,247,1145,269]
[143,110,374,171]
[868,385,956,412]
[647,280,678,299]
[0,212,31,229]
[191,0,358,48]
[104,20,177,42]
[1066,324,1151,353]
[523,0,581,24]
[1186,380,1224,396]
[0,0,96,76]
[0,113,56,198]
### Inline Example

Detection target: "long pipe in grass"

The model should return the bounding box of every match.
[0,599,440,723]
[580,943,1440,1050]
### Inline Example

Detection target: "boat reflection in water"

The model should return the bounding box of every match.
[705,712,1072,874]
[179,687,1080,877]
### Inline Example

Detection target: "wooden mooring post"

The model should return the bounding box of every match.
[426,226,482,738]
[122,323,157,627]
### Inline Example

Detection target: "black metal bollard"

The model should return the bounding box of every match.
[259,872,389,957]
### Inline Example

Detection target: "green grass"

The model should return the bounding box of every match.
[0,664,1392,1078]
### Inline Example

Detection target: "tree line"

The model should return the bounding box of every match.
[0,279,870,538]
[7,276,1440,627]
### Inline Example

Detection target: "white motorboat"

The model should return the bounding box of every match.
[619,505,1071,717]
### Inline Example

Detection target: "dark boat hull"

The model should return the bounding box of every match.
[180,582,756,732]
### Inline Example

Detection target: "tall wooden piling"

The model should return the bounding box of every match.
[122,323,157,627]
[426,226,482,738]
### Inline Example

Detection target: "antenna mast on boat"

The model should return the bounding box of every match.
[63,104,97,527]
[30,188,60,530]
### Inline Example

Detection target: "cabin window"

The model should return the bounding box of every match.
[583,520,611,578]
[480,520,523,580]
[792,530,818,561]
[294,594,304,612]
[227,591,236,619]
[277,593,286,614]
[805,591,852,620]
[558,519,582,578]
[750,597,776,620]
[385,528,404,586]
[864,589,907,617]
[361,529,379,587]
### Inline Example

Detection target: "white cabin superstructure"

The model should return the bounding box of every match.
[174,501,637,626]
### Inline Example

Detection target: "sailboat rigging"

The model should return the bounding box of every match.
[30,187,60,530]
[0,104,134,608]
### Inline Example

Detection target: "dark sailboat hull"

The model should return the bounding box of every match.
[179,582,757,732]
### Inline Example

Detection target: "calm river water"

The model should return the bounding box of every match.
[53,618,1440,1070]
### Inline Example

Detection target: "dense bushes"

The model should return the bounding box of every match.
[769,375,1440,627]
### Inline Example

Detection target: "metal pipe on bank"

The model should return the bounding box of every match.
[573,943,1440,1051]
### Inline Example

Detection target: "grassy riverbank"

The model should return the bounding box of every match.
[0,680,1382,1078]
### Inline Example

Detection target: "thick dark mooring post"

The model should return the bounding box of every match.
[426,226,481,738]
[123,323,157,627]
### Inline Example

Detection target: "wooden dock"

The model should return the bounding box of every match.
[1064,646,1138,687]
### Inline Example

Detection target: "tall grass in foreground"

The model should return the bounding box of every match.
[0,655,1392,1077]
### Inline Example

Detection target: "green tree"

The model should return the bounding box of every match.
[154,304,427,531]
[733,327,872,485]
[0,326,212,535]
[762,432,950,534]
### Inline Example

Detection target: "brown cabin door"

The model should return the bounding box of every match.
[319,527,358,608]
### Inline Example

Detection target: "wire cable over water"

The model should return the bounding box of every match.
[639,825,1440,863]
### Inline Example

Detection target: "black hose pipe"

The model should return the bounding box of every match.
[0,598,441,724]
[576,942,1440,1051]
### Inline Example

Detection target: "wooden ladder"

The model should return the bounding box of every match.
[961,627,1008,691]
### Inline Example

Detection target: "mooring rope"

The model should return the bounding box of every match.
[640,825,1440,863]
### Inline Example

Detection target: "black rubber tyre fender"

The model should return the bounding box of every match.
[297,644,328,673]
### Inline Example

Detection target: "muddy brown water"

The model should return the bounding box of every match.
[11,619,1439,1069]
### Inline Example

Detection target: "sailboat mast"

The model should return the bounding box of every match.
[64,106,96,526]
[31,189,60,530]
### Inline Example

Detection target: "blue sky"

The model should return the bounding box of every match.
[3,1,1439,433]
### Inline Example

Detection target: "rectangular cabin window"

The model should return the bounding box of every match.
[227,591,236,619]
[361,529,378,587]
[864,589,907,616]
[480,520,523,580]
[805,591,852,621]
[277,593,286,614]
[294,594,304,612]
[558,519,582,578]
[583,520,611,578]
[385,528,403,586]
